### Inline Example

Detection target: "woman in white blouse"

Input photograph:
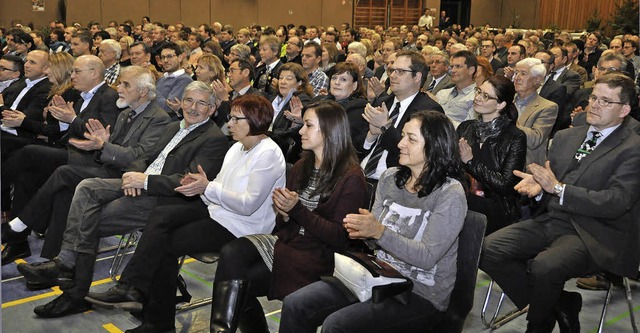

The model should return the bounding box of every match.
[85,94,287,333]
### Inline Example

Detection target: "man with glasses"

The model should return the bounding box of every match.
[282,36,303,65]
[2,66,170,266]
[534,50,568,121]
[513,57,558,166]
[435,50,477,128]
[421,50,453,94]
[155,42,193,120]
[213,59,259,131]
[622,39,640,82]
[16,81,229,318]
[481,73,640,333]
[0,54,23,93]
[481,38,505,73]
[358,50,443,183]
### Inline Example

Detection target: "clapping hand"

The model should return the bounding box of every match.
[284,96,303,125]
[273,187,299,220]
[343,208,385,239]
[175,165,210,197]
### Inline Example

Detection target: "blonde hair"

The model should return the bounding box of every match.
[197,54,226,83]
[48,52,75,97]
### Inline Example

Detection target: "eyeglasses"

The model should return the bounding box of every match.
[182,97,210,110]
[596,67,620,74]
[588,95,626,108]
[67,68,95,75]
[160,54,177,60]
[227,114,248,124]
[474,87,498,102]
[0,66,17,72]
[387,68,415,76]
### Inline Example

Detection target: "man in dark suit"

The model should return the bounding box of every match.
[16,81,230,318]
[549,46,582,96]
[219,25,238,56]
[1,55,120,216]
[0,50,52,156]
[358,51,443,182]
[213,59,260,132]
[481,39,505,73]
[481,73,640,333]
[281,36,302,65]
[1,66,171,266]
[535,51,568,122]
[421,51,455,94]
[0,54,23,94]
[254,35,283,99]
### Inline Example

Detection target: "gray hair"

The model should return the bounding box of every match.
[230,44,251,61]
[598,50,626,69]
[430,50,450,65]
[516,58,547,78]
[120,65,156,100]
[348,42,367,58]
[182,81,216,106]
[100,39,122,59]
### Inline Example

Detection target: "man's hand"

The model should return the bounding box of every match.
[529,161,560,194]
[513,169,543,198]
[362,102,389,135]
[49,100,77,123]
[166,97,181,112]
[174,165,210,197]
[211,79,230,103]
[367,77,385,99]
[1,110,26,127]
[503,66,515,80]
[122,172,147,190]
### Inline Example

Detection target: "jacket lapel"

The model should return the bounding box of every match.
[554,126,589,179]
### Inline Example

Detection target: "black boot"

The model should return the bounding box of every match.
[210,280,249,333]
[237,297,269,333]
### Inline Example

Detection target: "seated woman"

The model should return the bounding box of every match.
[313,62,369,146]
[457,75,526,234]
[279,110,467,333]
[269,62,313,162]
[210,100,367,333]
[84,94,287,332]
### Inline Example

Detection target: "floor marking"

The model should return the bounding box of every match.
[2,277,116,308]
[102,323,123,333]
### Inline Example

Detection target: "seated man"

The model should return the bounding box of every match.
[0,54,23,94]
[155,42,193,120]
[16,81,229,318]
[481,73,640,333]
[435,50,477,128]
[301,42,329,97]
[1,66,171,266]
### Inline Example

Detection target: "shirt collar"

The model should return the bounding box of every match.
[81,81,106,100]
[515,92,537,108]
[179,117,209,130]
[164,69,186,78]
[25,76,47,88]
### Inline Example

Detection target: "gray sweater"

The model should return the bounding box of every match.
[373,167,467,311]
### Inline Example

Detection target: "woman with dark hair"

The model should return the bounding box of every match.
[48,28,67,53]
[280,110,467,333]
[92,30,111,55]
[314,62,368,144]
[457,75,526,234]
[11,31,35,60]
[85,94,287,332]
[209,100,367,333]
[321,42,338,73]
[270,62,313,162]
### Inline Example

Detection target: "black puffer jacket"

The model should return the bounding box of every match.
[457,119,527,222]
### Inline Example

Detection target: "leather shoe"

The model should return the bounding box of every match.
[17,258,74,288]
[26,279,57,291]
[1,224,30,244]
[34,293,91,318]
[555,291,582,333]
[576,274,610,291]
[1,241,31,265]
[124,322,175,333]
[85,282,144,311]
[525,316,556,333]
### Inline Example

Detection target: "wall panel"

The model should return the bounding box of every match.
[101,0,148,26]
[149,0,181,26]
[211,0,258,29]
[182,0,211,27]
[539,0,622,30]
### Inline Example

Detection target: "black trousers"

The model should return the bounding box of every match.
[480,216,600,323]
[119,201,237,326]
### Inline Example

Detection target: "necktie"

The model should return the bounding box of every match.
[426,79,436,92]
[450,88,459,98]
[127,110,137,123]
[574,131,601,162]
[364,102,402,178]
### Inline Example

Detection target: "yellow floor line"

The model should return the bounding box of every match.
[102,323,124,333]
[265,309,282,317]
[2,276,117,308]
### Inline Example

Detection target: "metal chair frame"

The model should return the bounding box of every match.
[108,232,140,282]
[597,274,638,333]
[480,279,528,329]
[175,252,219,312]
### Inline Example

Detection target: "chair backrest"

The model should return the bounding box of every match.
[429,210,487,333]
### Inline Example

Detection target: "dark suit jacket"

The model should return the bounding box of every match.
[490,57,505,73]
[254,60,283,100]
[422,74,455,94]
[539,78,567,124]
[556,68,582,96]
[127,120,228,204]
[356,92,444,168]
[269,92,311,162]
[99,99,171,172]
[213,86,262,129]
[1,77,52,138]
[66,83,121,165]
[542,118,640,277]
[21,88,82,147]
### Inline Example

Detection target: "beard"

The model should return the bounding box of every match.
[116,98,129,108]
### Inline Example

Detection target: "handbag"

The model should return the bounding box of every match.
[322,252,413,304]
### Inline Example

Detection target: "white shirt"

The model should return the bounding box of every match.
[202,138,287,237]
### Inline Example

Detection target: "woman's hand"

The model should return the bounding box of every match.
[459,138,473,163]
[273,187,299,213]
[343,208,385,240]
[284,96,303,125]
[174,165,210,197]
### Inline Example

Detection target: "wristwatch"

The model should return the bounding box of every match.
[552,182,565,196]
[379,121,394,134]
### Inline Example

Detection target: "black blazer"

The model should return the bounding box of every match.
[20,88,81,147]
[253,60,283,100]
[1,78,52,138]
[540,78,567,136]
[213,87,262,129]
[66,83,121,165]
[269,92,311,163]
[356,92,444,168]
[127,120,229,205]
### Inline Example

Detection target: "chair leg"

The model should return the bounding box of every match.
[597,282,614,333]
[109,232,138,282]
[623,277,638,333]
[480,279,528,329]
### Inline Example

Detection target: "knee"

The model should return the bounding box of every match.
[528,258,565,282]
[322,310,351,333]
